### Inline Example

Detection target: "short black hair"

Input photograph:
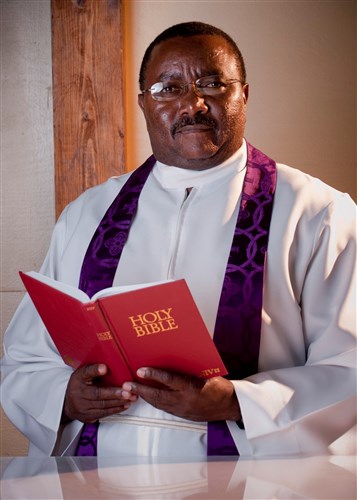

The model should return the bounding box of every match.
[139,21,247,91]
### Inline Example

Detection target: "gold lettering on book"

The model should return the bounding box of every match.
[96,331,113,341]
[201,368,221,377]
[128,308,179,337]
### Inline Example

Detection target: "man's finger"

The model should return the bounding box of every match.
[89,398,131,410]
[77,363,108,383]
[122,368,181,407]
[136,367,177,387]
[86,386,138,402]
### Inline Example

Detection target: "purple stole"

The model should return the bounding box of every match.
[75,142,276,456]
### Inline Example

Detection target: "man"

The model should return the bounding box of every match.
[2,22,356,458]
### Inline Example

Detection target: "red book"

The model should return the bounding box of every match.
[19,271,227,386]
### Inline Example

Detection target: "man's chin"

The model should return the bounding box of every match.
[170,143,220,168]
[154,140,227,169]
[169,154,221,170]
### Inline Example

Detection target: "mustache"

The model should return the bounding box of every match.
[171,115,217,136]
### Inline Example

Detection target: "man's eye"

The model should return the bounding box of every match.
[203,81,226,89]
[161,85,180,94]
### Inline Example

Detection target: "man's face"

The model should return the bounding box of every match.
[138,34,249,170]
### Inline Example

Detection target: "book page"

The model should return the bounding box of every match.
[22,271,174,304]
[92,280,173,301]
[22,271,90,302]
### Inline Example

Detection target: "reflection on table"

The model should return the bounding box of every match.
[1,455,356,499]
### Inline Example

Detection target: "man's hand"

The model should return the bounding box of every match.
[122,367,241,422]
[62,364,137,424]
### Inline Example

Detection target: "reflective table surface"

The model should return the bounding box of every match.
[1,455,356,499]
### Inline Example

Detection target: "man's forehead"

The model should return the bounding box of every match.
[154,34,231,57]
[148,35,236,72]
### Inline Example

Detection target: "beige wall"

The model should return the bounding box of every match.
[1,0,54,455]
[1,0,356,456]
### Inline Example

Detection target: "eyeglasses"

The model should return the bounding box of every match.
[141,75,244,101]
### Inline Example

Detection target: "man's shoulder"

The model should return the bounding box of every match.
[275,163,355,210]
[271,163,355,246]
[63,171,133,215]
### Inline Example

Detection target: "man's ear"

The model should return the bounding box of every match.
[243,83,249,104]
[138,93,145,112]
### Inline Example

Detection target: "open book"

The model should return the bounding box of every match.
[19,271,227,386]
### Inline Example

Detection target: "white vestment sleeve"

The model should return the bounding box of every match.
[1,208,79,456]
[1,177,128,457]
[231,192,356,456]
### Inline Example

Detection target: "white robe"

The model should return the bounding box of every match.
[2,141,356,457]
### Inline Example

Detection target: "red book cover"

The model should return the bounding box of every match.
[19,271,227,386]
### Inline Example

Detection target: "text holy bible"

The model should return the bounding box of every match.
[19,271,227,386]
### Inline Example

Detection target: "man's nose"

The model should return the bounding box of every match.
[178,85,209,115]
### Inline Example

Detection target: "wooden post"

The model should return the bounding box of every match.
[51,0,125,219]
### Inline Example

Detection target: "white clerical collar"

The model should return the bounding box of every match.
[153,139,247,189]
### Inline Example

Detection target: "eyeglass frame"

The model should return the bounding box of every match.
[140,74,246,101]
